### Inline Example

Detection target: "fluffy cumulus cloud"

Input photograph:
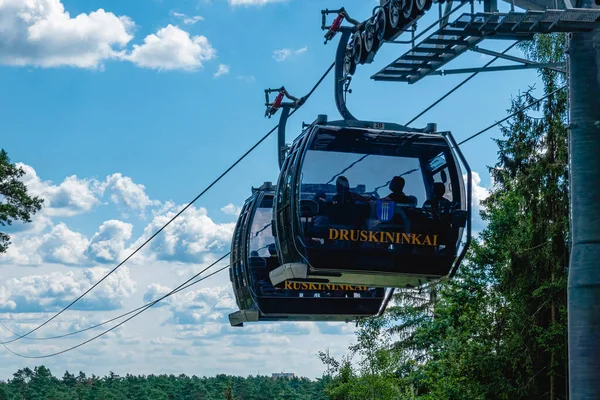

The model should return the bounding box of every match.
[36,223,90,266]
[272,46,307,62]
[471,171,490,210]
[17,163,101,219]
[8,163,157,234]
[220,203,241,216]
[0,1,219,72]
[0,267,136,313]
[0,163,235,268]
[85,220,133,264]
[466,171,491,233]
[144,284,235,325]
[127,24,216,71]
[0,0,134,68]
[132,204,235,263]
[100,173,160,216]
[1,222,88,266]
[213,63,230,77]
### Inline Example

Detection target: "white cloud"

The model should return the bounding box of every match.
[1,165,236,268]
[469,171,490,213]
[130,204,235,263]
[0,0,134,69]
[272,46,307,62]
[228,0,289,6]
[172,11,204,25]
[220,203,241,216]
[37,223,90,265]
[0,267,136,313]
[145,284,236,325]
[100,173,160,216]
[8,164,159,233]
[127,24,216,71]
[85,220,133,264]
[213,63,230,77]
[0,1,221,73]
[295,46,307,55]
[272,48,291,62]
[0,204,235,268]
[465,171,491,233]
[17,163,102,218]
[1,222,88,266]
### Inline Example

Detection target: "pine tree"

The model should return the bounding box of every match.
[0,149,44,253]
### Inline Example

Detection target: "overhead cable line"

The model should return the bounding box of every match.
[457,84,567,146]
[3,61,335,344]
[324,154,370,185]
[405,41,521,126]
[0,255,231,358]
[0,252,230,344]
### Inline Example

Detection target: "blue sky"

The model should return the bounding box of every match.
[0,0,546,380]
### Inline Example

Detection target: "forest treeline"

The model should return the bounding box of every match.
[0,366,329,400]
[320,33,570,400]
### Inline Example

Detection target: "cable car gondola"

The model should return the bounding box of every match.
[269,115,472,289]
[228,182,389,327]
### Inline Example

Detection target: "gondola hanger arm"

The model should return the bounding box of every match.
[264,87,305,118]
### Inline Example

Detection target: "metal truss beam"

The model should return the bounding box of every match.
[470,45,566,72]
[429,62,566,75]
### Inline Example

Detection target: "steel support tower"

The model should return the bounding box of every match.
[567,0,600,397]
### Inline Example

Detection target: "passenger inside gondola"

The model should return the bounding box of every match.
[423,182,453,216]
[382,176,416,206]
[423,182,457,254]
[332,176,369,205]
[330,176,369,227]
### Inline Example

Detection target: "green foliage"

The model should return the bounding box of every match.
[0,367,326,400]
[321,33,570,400]
[0,149,44,253]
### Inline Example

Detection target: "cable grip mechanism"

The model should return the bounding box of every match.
[322,8,346,44]
[321,7,363,45]
[264,87,305,118]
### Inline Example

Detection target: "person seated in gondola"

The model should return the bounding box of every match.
[249,250,269,294]
[332,176,367,204]
[382,176,415,206]
[423,182,453,217]
[307,190,332,244]
[423,182,456,254]
[330,176,369,227]
[267,243,278,259]
[378,176,415,237]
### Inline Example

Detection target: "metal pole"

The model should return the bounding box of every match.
[334,30,357,121]
[277,104,291,169]
[568,0,600,397]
